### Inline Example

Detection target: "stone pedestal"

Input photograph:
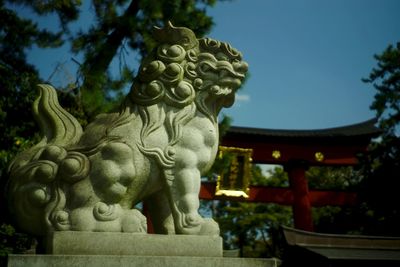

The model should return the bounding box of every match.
[8,232,281,267]
[45,231,222,257]
[8,255,281,267]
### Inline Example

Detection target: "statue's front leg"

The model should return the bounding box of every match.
[165,165,219,236]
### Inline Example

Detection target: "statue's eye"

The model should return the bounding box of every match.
[200,63,212,73]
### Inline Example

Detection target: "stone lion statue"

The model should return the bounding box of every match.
[7,22,248,236]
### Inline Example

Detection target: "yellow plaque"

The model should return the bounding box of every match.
[215,146,253,198]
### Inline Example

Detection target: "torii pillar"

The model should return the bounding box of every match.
[285,161,313,232]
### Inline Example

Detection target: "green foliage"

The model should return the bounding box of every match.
[0,2,54,257]
[303,166,365,235]
[358,42,400,236]
[0,223,33,255]
[312,206,366,235]
[312,42,400,237]
[0,4,64,64]
[207,165,292,258]
[216,200,292,258]
[9,0,81,27]
[218,115,233,141]
[0,222,33,265]
[306,166,361,190]
[0,34,35,265]
[69,0,217,118]
[258,165,289,187]
[363,43,400,133]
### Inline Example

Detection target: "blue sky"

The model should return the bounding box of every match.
[207,0,400,129]
[23,0,400,130]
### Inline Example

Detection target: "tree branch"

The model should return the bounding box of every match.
[82,0,140,90]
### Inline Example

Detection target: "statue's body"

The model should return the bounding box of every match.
[7,23,248,236]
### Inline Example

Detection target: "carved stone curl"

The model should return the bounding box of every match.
[7,22,248,236]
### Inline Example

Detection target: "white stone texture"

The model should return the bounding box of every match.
[45,231,223,257]
[8,255,281,267]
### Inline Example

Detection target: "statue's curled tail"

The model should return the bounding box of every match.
[7,84,85,235]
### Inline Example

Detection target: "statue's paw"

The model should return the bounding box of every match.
[69,204,147,233]
[184,213,202,227]
[198,218,220,236]
[177,214,219,236]
[121,209,147,233]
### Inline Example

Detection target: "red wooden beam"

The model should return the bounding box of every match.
[200,182,357,207]
[220,140,363,165]
[220,120,380,166]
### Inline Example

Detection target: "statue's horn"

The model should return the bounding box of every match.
[153,21,198,50]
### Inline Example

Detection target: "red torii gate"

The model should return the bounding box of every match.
[200,119,380,231]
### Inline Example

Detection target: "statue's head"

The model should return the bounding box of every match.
[128,22,248,119]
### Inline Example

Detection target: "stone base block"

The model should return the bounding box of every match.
[45,231,222,257]
[8,255,281,267]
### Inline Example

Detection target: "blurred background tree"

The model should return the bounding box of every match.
[309,42,400,238]
[71,0,217,118]
[358,42,400,236]
[1,1,66,258]
[206,164,293,258]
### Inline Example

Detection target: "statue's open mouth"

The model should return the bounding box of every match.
[211,86,233,96]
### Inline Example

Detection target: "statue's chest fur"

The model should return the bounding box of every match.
[175,116,219,172]
[133,113,219,174]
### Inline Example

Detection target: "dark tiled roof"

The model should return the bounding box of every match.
[282,226,400,264]
[227,118,381,140]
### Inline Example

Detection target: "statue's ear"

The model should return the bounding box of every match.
[152,21,198,50]
[152,21,174,43]
[153,21,172,32]
[166,21,174,28]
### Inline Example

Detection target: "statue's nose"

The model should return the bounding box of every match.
[233,61,248,74]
